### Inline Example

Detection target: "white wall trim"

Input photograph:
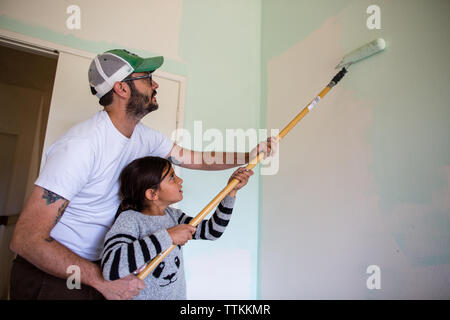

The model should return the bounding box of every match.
[155,70,187,139]
[0,28,95,59]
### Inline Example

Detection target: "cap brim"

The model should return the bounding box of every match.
[134,56,164,73]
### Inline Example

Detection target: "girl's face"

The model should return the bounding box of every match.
[153,165,183,204]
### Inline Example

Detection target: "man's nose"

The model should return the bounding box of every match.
[152,80,159,90]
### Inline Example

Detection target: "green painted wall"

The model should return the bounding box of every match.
[178,0,261,299]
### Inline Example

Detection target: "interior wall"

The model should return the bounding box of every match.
[0,0,262,299]
[0,45,57,298]
[0,82,44,299]
[0,0,183,61]
[178,0,262,299]
[260,0,450,299]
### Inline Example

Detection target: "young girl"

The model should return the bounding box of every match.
[101,156,253,300]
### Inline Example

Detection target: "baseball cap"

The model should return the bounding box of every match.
[88,49,164,98]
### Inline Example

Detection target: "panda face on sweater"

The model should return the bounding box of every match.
[152,255,181,287]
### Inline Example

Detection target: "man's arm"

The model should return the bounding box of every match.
[10,186,144,300]
[166,137,277,171]
[166,144,248,170]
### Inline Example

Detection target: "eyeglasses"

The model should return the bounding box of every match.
[122,72,153,85]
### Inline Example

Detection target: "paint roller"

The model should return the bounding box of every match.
[336,38,386,69]
[137,38,387,280]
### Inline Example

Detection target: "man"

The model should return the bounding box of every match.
[9,49,276,300]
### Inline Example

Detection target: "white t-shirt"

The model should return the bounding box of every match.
[35,110,174,260]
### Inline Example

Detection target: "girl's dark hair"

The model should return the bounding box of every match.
[115,156,172,220]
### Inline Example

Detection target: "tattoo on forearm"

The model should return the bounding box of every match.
[42,189,64,205]
[54,200,69,226]
[41,188,69,243]
[44,200,68,243]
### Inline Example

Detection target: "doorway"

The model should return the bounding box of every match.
[0,42,58,299]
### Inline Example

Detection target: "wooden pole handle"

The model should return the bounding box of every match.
[137,69,346,280]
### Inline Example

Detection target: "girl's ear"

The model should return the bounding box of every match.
[145,188,158,201]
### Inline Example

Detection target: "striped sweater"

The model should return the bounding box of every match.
[101,195,235,300]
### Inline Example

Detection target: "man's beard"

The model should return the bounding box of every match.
[125,82,158,120]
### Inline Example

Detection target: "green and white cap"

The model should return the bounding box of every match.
[88,49,164,98]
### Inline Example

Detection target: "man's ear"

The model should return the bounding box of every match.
[145,188,158,201]
[113,81,130,98]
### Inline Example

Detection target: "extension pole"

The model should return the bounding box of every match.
[137,67,349,280]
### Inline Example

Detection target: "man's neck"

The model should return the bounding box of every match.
[105,107,139,139]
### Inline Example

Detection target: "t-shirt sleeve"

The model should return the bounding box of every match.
[139,124,174,158]
[35,138,94,201]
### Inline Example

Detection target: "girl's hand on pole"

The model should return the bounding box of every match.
[167,224,196,246]
[228,168,254,197]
